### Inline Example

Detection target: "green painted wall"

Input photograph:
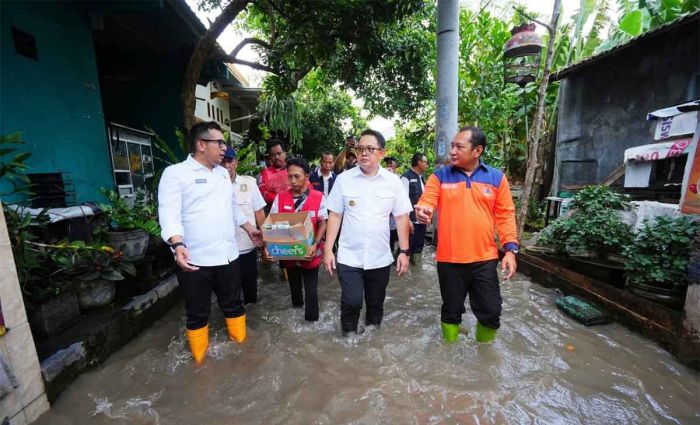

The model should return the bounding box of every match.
[97,48,187,167]
[0,1,113,203]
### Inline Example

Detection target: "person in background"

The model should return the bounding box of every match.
[323,129,413,336]
[401,152,428,265]
[270,157,328,322]
[334,136,357,174]
[415,126,518,344]
[309,152,337,196]
[158,121,261,364]
[222,147,266,304]
[259,139,290,208]
[383,156,400,256]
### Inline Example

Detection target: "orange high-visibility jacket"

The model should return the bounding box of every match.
[417,163,519,264]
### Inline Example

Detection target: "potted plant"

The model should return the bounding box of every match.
[50,241,137,310]
[3,206,82,337]
[535,186,634,287]
[98,188,160,260]
[624,215,700,309]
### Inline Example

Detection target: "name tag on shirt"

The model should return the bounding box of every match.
[195,178,207,184]
[283,204,294,210]
[410,179,417,182]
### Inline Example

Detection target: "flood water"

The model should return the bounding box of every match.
[36,247,699,424]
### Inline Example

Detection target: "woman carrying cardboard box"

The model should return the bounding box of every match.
[269,157,328,321]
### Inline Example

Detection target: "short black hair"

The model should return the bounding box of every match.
[458,126,487,151]
[286,156,310,174]
[267,138,285,153]
[321,152,334,158]
[189,121,223,153]
[411,152,426,167]
[383,157,397,165]
[360,129,386,149]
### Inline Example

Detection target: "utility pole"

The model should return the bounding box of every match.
[435,0,459,168]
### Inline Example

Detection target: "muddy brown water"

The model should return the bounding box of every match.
[35,247,699,424]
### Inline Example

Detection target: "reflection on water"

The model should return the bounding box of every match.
[35,247,700,424]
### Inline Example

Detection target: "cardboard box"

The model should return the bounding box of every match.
[262,212,315,260]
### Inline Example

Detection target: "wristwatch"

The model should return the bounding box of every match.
[170,241,186,252]
[398,249,411,256]
[506,247,519,254]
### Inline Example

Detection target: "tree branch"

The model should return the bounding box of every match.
[230,37,272,59]
[230,58,276,73]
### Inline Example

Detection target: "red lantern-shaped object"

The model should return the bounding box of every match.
[503,23,543,87]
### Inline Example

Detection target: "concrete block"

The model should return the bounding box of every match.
[153,275,178,299]
[122,290,158,314]
[41,342,86,383]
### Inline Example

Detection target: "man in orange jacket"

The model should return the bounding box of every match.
[415,126,518,343]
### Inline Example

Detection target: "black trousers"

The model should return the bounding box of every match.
[437,260,501,329]
[409,223,427,254]
[337,263,391,333]
[239,249,258,304]
[287,266,320,321]
[176,259,244,330]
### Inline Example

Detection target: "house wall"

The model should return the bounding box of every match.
[96,46,187,167]
[0,1,113,203]
[194,83,231,131]
[554,21,699,193]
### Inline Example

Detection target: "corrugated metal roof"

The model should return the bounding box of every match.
[552,11,700,81]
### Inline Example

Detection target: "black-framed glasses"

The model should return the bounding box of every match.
[200,138,226,148]
[355,145,380,155]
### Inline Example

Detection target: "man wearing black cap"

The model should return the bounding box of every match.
[222,147,266,304]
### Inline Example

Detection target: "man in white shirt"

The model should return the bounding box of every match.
[222,147,266,304]
[158,122,261,364]
[323,129,413,336]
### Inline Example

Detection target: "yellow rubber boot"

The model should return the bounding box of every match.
[225,315,247,343]
[186,325,209,364]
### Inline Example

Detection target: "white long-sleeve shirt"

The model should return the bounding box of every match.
[158,155,248,266]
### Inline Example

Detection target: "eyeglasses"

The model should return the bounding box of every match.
[200,138,226,148]
[355,145,381,155]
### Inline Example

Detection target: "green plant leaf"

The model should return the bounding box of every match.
[618,8,652,36]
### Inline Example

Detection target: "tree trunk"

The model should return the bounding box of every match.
[516,0,561,240]
[181,0,251,131]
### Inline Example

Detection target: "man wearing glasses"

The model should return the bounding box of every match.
[323,129,413,336]
[415,126,518,344]
[158,122,262,364]
[258,138,290,209]
[401,152,429,265]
